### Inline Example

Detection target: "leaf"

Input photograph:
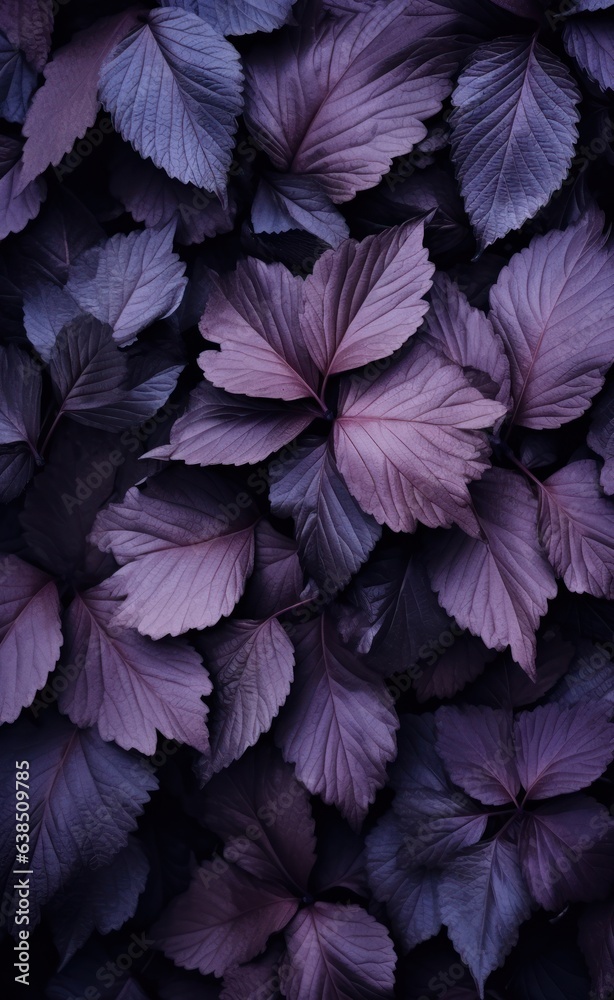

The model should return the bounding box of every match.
[333,343,506,533]
[16,186,104,287]
[366,813,442,951]
[465,630,574,709]
[198,617,294,775]
[427,467,557,674]
[281,902,396,1000]
[489,211,614,428]
[0,555,61,724]
[99,8,243,199]
[244,2,454,202]
[564,16,614,92]
[421,272,510,404]
[518,795,614,910]
[90,467,258,638]
[0,0,53,71]
[153,861,298,976]
[439,837,532,996]
[578,900,614,1000]
[513,702,614,800]
[537,459,614,599]
[23,283,81,363]
[241,520,304,619]
[221,946,283,1000]
[301,221,434,378]
[0,713,157,925]
[49,838,150,969]
[435,706,520,806]
[147,380,318,467]
[66,224,187,347]
[450,36,580,248]
[199,257,320,402]
[588,385,614,494]
[0,134,46,239]
[0,343,41,453]
[18,10,143,191]
[0,31,37,123]
[161,0,295,35]
[275,613,398,828]
[413,634,496,702]
[201,745,316,892]
[58,582,211,755]
[252,172,350,249]
[270,437,381,594]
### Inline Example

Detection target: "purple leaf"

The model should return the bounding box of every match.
[200,745,316,891]
[0,446,35,502]
[0,32,37,123]
[421,272,510,404]
[18,10,142,191]
[90,467,258,638]
[16,186,104,286]
[147,381,318,467]
[578,900,614,1000]
[66,224,187,347]
[198,617,294,775]
[588,384,614,494]
[435,706,520,806]
[153,862,298,976]
[161,0,294,35]
[465,630,574,709]
[334,344,506,533]
[489,211,614,428]
[513,702,614,800]
[241,521,304,619]
[450,36,580,248]
[221,946,283,1000]
[0,343,41,453]
[48,837,149,969]
[537,459,614,599]
[199,258,320,402]
[564,16,614,92]
[413,635,496,702]
[301,221,433,378]
[58,582,211,755]
[280,902,396,1000]
[23,283,81,363]
[110,143,236,245]
[0,713,157,925]
[99,9,243,199]
[252,173,350,249]
[518,795,614,910]
[276,613,398,828]
[427,467,557,674]
[0,134,46,238]
[244,2,453,203]
[269,437,381,594]
[0,555,61,724]
[439,838,532,996]
[366,812,442,951]
[311,815,367,895]
[0,0,53,71]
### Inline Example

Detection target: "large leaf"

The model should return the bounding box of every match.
[280,903,396,1000]
[90,467,258,638]
[99,8,243,198]
[300,221,433,378]
[489,211,614,428]
[439,837,532,995]
[58,583,211,755]
[0,713,157,926]
[244,1,453,202]
[18,10,142,191]
[275,613,398,828]
[435,706,519,806]
[161,0,295,35]
[0,555,61,724]
[427,467,557,674]
[333,343,506,533]
[450,35,580,248]
[269,437,381,594]
[66,224,187,347]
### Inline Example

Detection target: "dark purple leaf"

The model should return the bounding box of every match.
[241,521,304,619]
[244,3,454,202]
[564,16,614,92]
[0,554,61,724]
[269,437,381,594]
[450,36,579,248]
[334,344,505,533]
[276,613,398,828]
[23,282,80,363]
[0,31,37,123]
[0,0,53,71]
[220,945,283,1000]
[0,134,46,238]
[90,467,259,638]
[99,9,243,199]
[489,211,614,428]
[280,902,396,1000]
[588,384,614,494]
[0,342,41,453]
[436,706,520,805]
[252,172,349,249]
[427,467,557,674]
[161,0,294,35]
[464,630,574,709]
[578,900,614,1000]
[413,634,496,702]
